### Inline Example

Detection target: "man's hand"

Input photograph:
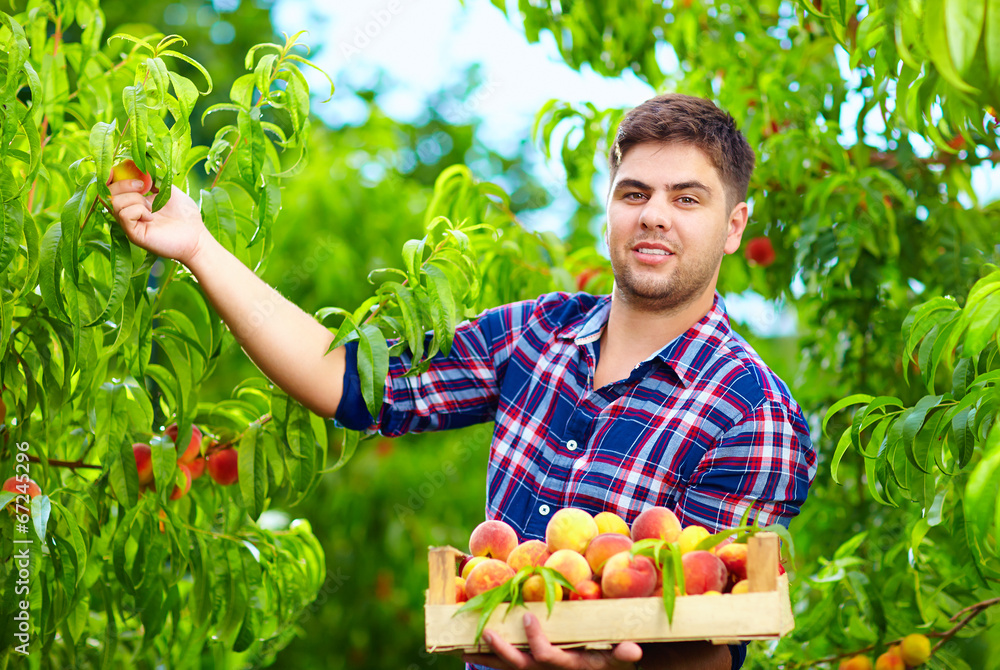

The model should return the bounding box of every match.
[109,180,209,266]
[463,613,642,670]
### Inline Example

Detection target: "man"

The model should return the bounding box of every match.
[111,93,816,670]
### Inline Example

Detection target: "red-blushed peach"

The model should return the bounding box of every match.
[652,585,663,597]
[715,542,748,582]
[187,457,206,481]
[469,519,519,561]
[133,443,154,486]
[506,539,551,572]
[2,476,41,499]
[730,579,749,594]
[677,525,711,554]
[601,552,657,598]
[544,549,593,595]
[874,651,904,670]
[169,464,192,501]
[630,506,682,543]
[207,448,239,485]
[583,533,633,577]
[839,656,874,670]
[899,634,931,666]
[461,556,488,580]
[522,574,562,602]
[681,550,728,595]
[108,159,154,195]
[569,579,602,600]
[545,508,599,554]
[455,577,468,603]
[166,423,203,465]
[465,559,515,599]
[594,511,630,537]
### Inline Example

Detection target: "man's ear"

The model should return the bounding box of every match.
[723,201,750,255]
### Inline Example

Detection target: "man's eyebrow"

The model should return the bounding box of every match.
[612,178,713,195]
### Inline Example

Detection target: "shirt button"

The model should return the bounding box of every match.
[566,440,578,451]
[539,504,551,516]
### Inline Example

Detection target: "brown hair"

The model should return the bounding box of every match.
[609,93,755,210]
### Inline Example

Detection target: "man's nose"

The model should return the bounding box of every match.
[639,194,671,230]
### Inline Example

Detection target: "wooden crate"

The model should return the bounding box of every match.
[425,532,794,653]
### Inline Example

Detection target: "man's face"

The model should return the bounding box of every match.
[604,142,747,312]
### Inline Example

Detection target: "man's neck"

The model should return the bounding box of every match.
[600,289,716,370]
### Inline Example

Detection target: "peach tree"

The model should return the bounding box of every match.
[0,1,575,666]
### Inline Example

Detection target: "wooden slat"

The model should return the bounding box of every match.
[426,588,788,653]
[747,532,778,593]
[427,546,461,605]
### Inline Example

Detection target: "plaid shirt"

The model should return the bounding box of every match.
[338,291,816,537]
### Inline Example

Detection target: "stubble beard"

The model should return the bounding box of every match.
[610,243,725,313]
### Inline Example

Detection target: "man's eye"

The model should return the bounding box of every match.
[678,196,698,204]
[625,192,646,200]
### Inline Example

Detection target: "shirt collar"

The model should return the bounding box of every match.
[557,293,734,388]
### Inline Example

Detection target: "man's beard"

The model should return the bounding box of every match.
[610,244,724,313]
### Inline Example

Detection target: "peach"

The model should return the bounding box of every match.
[569,579,602,600]
[678,525,711,554]
[108,158,153,195]
[455,577,468,603]
[584,533,633,577]
[630,506,682,543]
[601,552,657,598]
[874,652,904,670]
[703,590,722,596]
[545,508,599,554]
[681,550,728,595]
[166,423,203,464]
[715,542,748,582]
[544,549,593,593]
[2,476,41,499]
[594,511,630,537]
[507,539,551,572]
[899,634,931,666]
[469,519,519,561]
[188,457,206,480]
[465,558,515,599]
[462,556,488,580]
[839,656,874,670]
[132,443,154,486]
[169,464,192,501]
[522,574,562,602]
[207,448,239,485]
[730,579,749,594]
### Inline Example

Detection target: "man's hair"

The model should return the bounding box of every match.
[608,93,755,211]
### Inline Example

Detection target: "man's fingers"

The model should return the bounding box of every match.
[612,642,643,665]
[522,613,576,666]
[482,628,535,669]
[108,179,148,196]
[117,203,153,231]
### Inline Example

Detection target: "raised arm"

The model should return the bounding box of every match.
[110,179,345,418]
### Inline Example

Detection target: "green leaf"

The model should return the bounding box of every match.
[987,0,1000,84]
[944,0,986,75]
[237,107,265,187]
[963,422,1000,564]
[924,0,980,92]
[239,422,266,519]
[89,120,117,190]
[823,394,875,436]
[123,85,149,172]
[357,323,389,421]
